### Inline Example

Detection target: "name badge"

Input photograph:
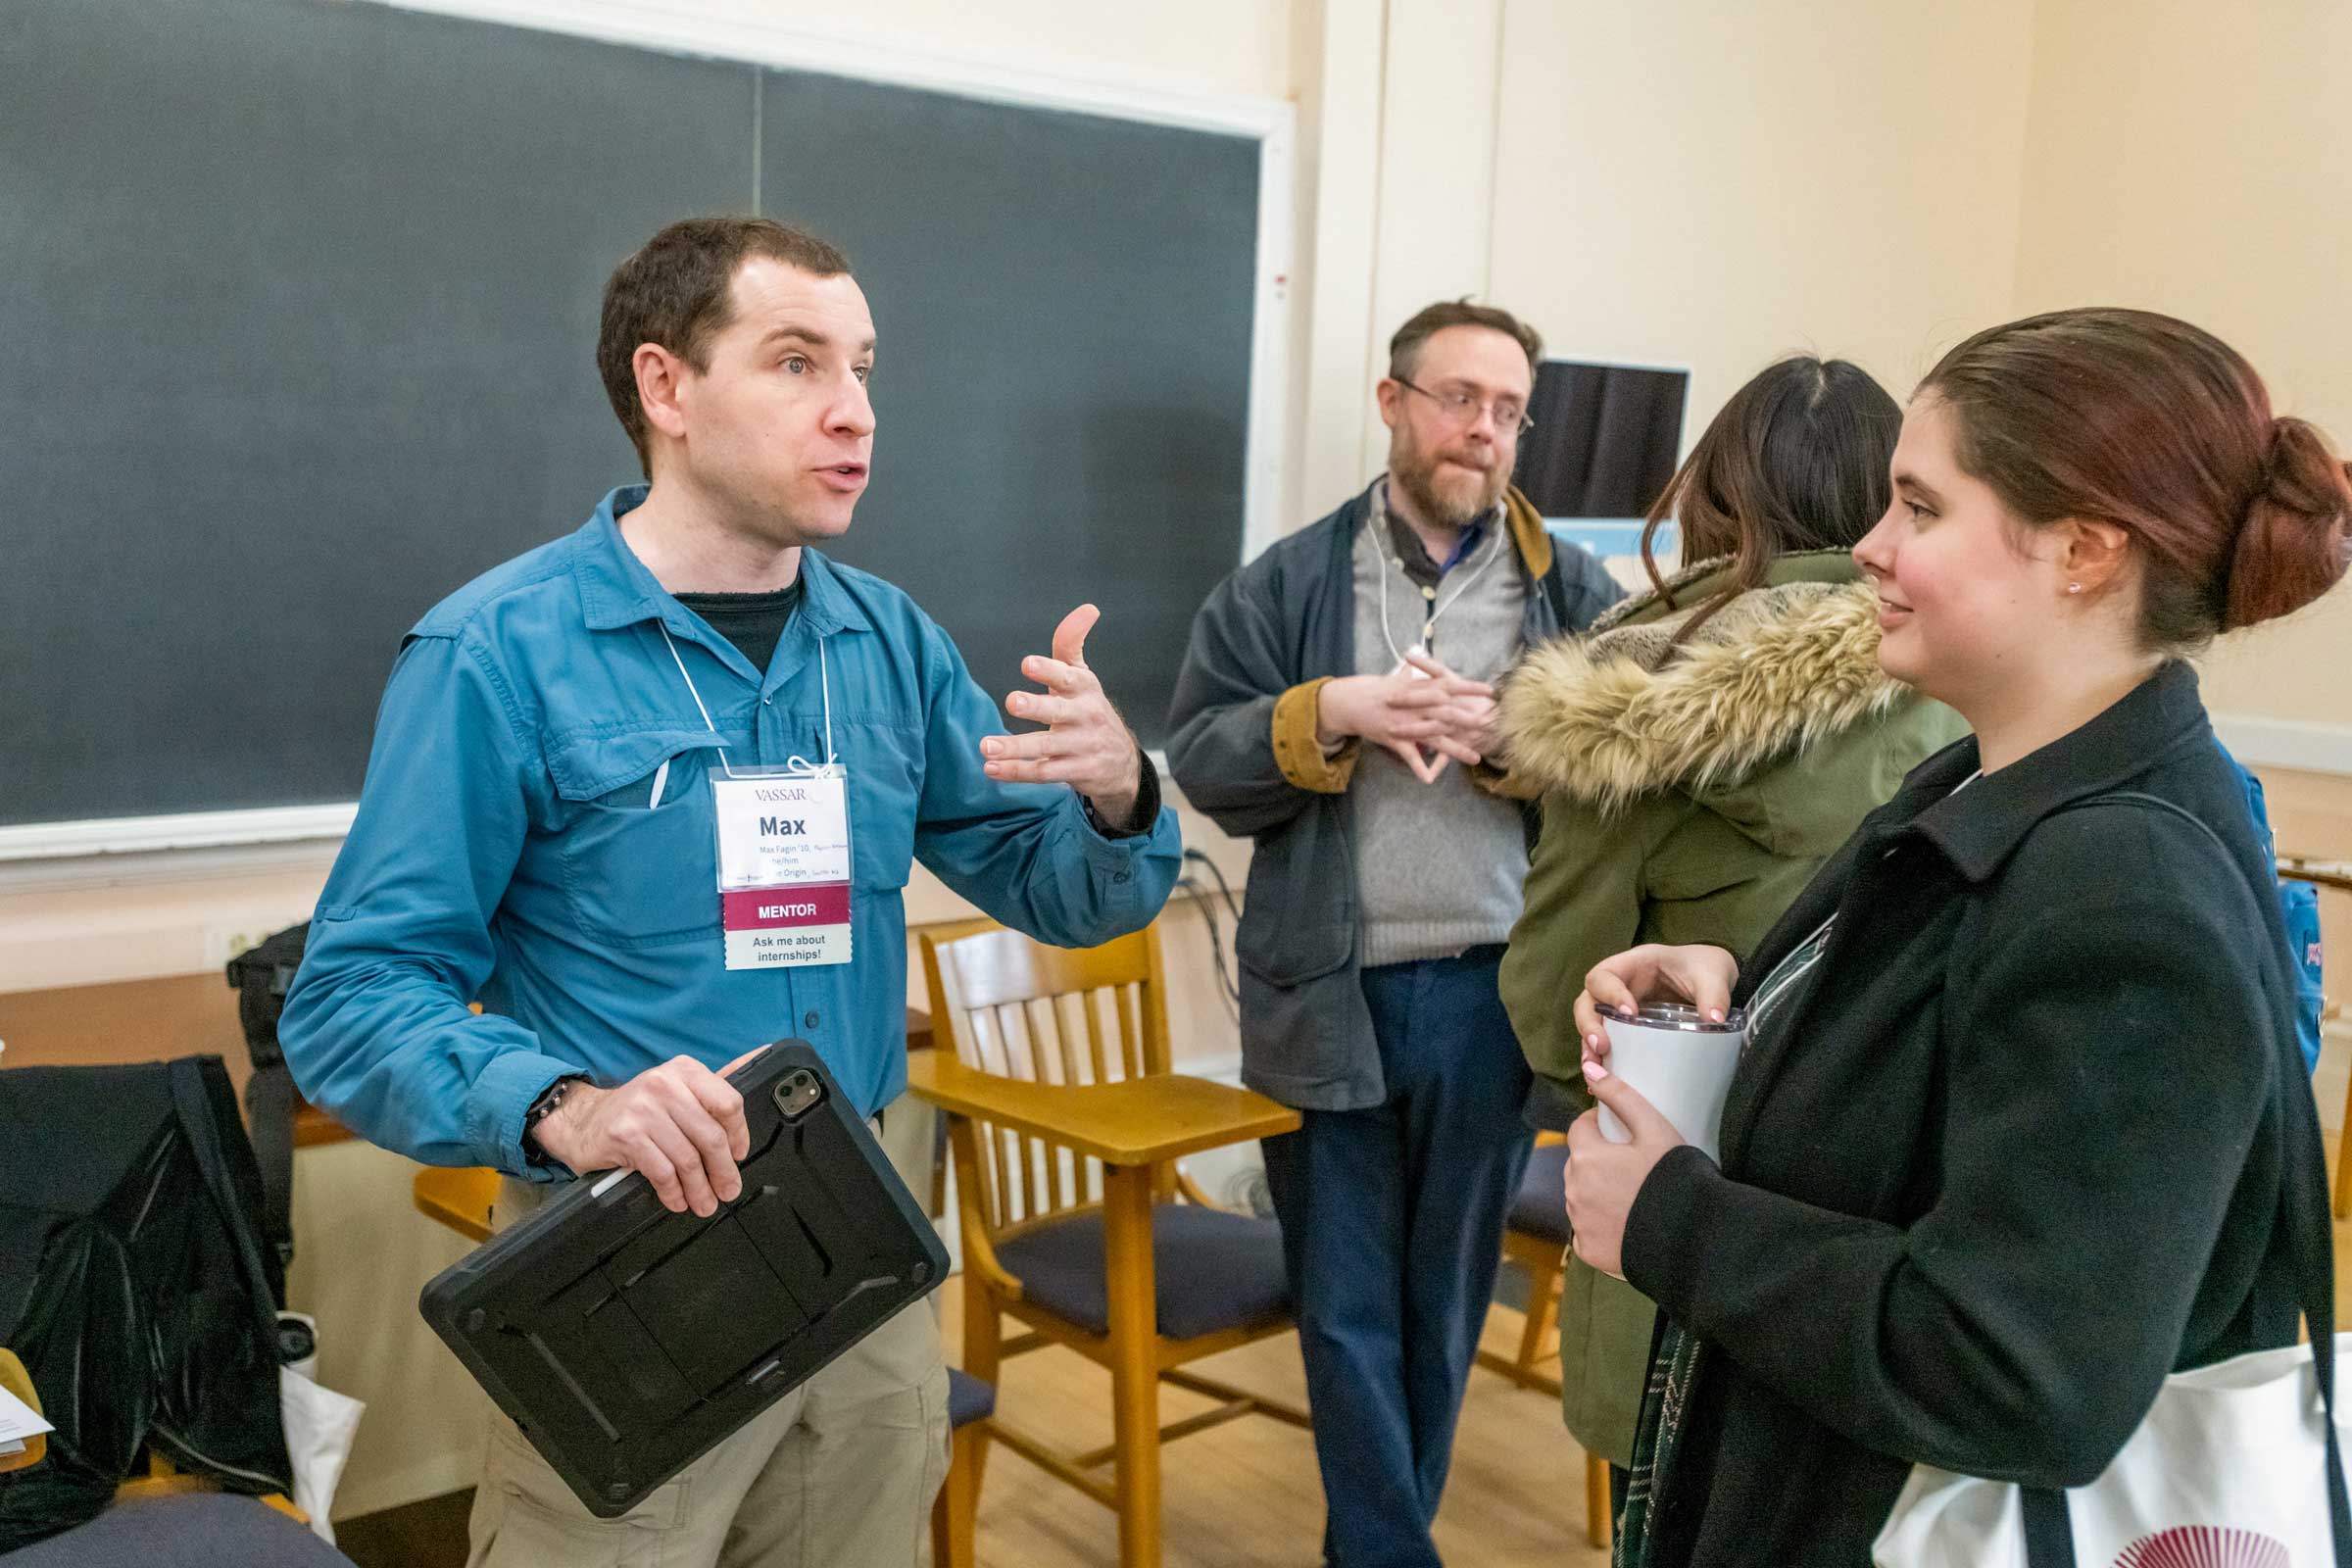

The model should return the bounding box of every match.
[710,770,853,969]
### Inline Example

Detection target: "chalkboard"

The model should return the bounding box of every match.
[762,72,1258,758]
[0,0,1261,830]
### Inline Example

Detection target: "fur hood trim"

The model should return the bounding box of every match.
[1499,577,1904,808]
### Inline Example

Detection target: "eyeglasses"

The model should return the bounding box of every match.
[1395,376,1535,435]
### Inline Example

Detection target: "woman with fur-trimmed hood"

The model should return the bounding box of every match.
[1494,358,1966,1500]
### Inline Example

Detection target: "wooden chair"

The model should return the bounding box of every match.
[412,1164,500,1244]
[911,918,1307,1568]
[113,1454,312,1524]
[1476,1137,1613,1550]
[1480,1137,1570,1401]
[934,1368,994,1568]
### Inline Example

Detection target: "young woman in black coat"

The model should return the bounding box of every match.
[1556,308,2352,1567]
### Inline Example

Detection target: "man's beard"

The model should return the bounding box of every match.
[1393,438,1504,530]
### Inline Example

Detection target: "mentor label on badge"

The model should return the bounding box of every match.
[720,886,853,967]
[711,772,854,968]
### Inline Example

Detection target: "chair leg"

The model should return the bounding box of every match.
[1517,1248,1561,1376]
[1103,1162,1163,1568]
[2334,1064,2352,1219]
[1586,1450,1611,1550]
[933,1425,982,1568]
[962,1269,1002,1494]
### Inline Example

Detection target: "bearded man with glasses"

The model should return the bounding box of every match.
[1169,301,1622,1567]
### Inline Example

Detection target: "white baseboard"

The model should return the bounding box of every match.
[2212,714,2352,779]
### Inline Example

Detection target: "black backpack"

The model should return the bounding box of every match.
[0,1058,295,1549]
[225,922,309,1290]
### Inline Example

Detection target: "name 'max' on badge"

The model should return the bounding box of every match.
[710,770,854,970]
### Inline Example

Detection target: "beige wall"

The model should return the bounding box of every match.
[1291,0,2042,513]
[1491,0,2036,453]
[2013,0,2352,734]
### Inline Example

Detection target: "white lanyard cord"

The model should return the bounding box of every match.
[1372,488,1505,668]
[657,620,836,782]
[662,620,722,734]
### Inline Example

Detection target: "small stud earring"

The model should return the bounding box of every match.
[2066,582,2083,595]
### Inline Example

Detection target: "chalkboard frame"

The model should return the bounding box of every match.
[0,0,1295,862]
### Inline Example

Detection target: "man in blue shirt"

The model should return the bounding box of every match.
[282,216,1180,1565]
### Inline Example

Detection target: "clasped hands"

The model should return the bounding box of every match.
[1315,649,1499,784]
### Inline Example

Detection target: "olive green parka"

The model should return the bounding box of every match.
[1495,549,1967,1465]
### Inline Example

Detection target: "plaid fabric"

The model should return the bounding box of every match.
[1613,1318,1706,1567]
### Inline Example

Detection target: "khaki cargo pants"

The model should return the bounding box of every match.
[466,1174,950,1568]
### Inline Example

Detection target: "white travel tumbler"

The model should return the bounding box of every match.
[1594,1003,1747,1163]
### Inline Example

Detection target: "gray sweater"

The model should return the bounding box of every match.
[1164,480,1624,1112]
[1349,494,1532,966]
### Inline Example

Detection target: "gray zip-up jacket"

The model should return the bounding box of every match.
[1165,480,1623,1111]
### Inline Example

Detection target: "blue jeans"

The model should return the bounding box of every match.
[1260,946,1534,1568]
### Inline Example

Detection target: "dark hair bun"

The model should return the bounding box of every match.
[2225,416,2352,629]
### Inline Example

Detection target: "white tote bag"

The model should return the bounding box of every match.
[1874,793,2352,1568]
[279,1361,366,1545]
[1874,1335,2352,1568]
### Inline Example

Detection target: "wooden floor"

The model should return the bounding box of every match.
[343,1055,2352,1568]
[334,1289,1599,1568]
[338,1205,2352,1568]
[940,1106,2352,1568]
[938,1289,1608,1568]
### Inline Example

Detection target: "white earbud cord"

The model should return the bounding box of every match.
[1371,488,1506,668]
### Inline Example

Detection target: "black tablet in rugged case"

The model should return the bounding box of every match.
[418,1041,948,1517]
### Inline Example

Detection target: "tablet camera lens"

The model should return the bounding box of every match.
[774,1069,824,1121]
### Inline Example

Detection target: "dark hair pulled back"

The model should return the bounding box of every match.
[1919,307,2350,649]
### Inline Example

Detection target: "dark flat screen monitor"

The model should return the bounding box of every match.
[1512,360,1690,559]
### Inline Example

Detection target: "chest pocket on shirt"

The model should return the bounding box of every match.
[550,727,728,949]
[836,719,921,893]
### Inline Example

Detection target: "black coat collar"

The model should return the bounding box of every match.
[1888,660,2215,884]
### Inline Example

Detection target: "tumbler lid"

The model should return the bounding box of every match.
[1596,1001,1747,1034]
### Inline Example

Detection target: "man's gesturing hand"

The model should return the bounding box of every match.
[531,1046,768,1216]
[980,604,1146,826]
[1315,651,1496,784]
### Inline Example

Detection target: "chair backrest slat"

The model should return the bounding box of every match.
[920,919,1172,1232]
[1082,990,1111,1090]
[1116,981,1145,1080]
[972,1003,1015,1231]
[1058,993,1089,1088]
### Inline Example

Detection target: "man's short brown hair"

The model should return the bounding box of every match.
[597,215,854,476]
[1387,299,1544,382]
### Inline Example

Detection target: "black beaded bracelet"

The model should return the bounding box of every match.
[521,1073,586,1164]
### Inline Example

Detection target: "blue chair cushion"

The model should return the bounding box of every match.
[1508,1143,1570,1247]
[947,1367,995,1429]
[993,1201,1291,1342]
[7,1494,354,1565]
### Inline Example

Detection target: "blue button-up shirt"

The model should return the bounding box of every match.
[281,487,1182,1175]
